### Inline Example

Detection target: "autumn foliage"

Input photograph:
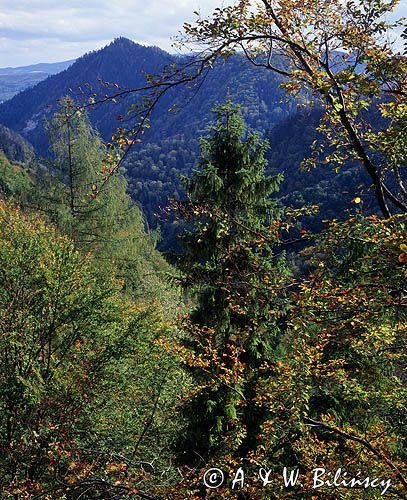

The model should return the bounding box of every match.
[0,1,405,498]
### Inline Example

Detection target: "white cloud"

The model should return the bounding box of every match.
[0,0,234,66]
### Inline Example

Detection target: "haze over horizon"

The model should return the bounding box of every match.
[0,0,405,68]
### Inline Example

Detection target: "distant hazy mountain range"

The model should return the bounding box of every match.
[0,60,75,103]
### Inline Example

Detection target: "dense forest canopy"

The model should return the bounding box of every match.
[0,37,390,252]
[0,0,405,498]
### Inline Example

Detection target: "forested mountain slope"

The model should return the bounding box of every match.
[0,37,294,153]
[0,124,34,163]
[0,38,376,250]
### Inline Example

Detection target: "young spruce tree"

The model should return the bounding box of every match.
[174,99,289,466]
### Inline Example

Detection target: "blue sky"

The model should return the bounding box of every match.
[0,0,405,67]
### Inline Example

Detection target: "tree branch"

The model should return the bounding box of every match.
[304,417,407,491]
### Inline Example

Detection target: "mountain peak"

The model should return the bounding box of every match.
[0,37,175,151]
[105,37,170,57]
[72,37,171,68]
[111,37,136,46]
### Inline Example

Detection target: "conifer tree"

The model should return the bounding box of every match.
[44,98,168,296]
[174,99,289,464]
[46,97,124,252]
